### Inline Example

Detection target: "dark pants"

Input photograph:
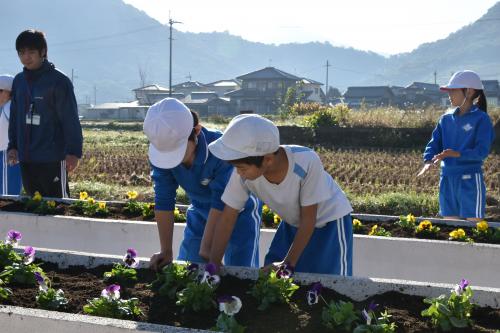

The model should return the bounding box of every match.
[20,161,69,198]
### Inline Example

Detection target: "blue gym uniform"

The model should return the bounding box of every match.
[423,105,495,218]
[151,127,261,267]
[0,102,22,195]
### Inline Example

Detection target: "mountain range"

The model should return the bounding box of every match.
[1,0,499,103]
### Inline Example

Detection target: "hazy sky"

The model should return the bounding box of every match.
[122,0,499,55]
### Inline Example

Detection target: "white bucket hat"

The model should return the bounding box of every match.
[208,114,280,161]
[440,70,483,91]
[143,98,193,169]
[0,74,14,91]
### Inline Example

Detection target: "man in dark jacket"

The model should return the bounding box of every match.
[7,29,83,198]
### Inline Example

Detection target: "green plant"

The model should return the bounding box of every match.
[421,279,474,331]
[353,309,397,333]
[142,203,155,219]
[174,207,186,222]
[213,296,245,333]
[0,261,45,286]
[303,108,339,129]
[36,286,68,310]
[415,220,440,238]
[396,213,417,230]
[249,266,299,311]
[176,281,217,312]
[352,219,364,233]
[0,238,22,270]
[103,263,137,286]
[449,228,473,243]
[368,225,391,237]
[322,300,360,332]
[149,262,198,299]
[83,284,143,320]
[0,278,12,300]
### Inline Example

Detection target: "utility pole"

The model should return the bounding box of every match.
[325,60,331,103]
[93,85,97,106]
[186,73,192,81]
[168,16,182,96]
[434,70,437,85]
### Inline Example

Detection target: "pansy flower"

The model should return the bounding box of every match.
[218,295,242,316]
[276,263,294,279]
[123,248,139,268]
[306,282,323,305]
[200,263,220,286]
[34,272,48,292]
[23,246,35,264]
[453,278,469,295]
[101,284,121,300]
[5,230,22,245]
[361,300,378,325]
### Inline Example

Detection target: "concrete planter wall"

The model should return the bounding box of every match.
[1,248,499,333]
[1,211,499,288]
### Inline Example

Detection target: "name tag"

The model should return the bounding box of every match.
[26,114,41,126]
[462,174,471,180]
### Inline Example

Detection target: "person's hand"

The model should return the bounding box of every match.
[417,162,433,177]
[149,251,173,271]
[431,149,460,164]
[262,261,295,277]
[65,154,79,172]
[7,149,18,166]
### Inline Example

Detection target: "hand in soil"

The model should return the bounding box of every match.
[149,252,172,271]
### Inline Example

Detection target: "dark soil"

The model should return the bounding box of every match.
[1,261,499,332]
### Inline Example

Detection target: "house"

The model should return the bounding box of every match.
[205,79,241,97]
[83,101,149,120]
[343,86,395,108]
[299,78,324,103]
[482,80,500,107]
[404,82,444,106]
[132,84,174,106]
[181,92,234,116]
[226,67,324,114]
[171,81,208,96]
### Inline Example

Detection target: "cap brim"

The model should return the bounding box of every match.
[208,138,250,161]
[148,139,188,169]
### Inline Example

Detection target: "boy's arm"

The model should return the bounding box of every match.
[150,210,175,271]
[208,204,240,268]
[275,204,318,268]
[423,120,443,162]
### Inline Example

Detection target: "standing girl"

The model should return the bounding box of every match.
[418,70,495,220]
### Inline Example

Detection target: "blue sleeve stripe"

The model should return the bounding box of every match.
[290,146,311,153]
[293,163,307,179]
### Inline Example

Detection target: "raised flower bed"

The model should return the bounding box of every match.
[1,245,499,333]
[1,195,500,288]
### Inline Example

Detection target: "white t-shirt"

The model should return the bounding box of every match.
[221,145,353,228]
[0,101,11,151]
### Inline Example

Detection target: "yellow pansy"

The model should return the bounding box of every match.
[32,191,42,202]
[352,219,362,227]
[417,220,432,232]
[127,191,138,200]
[87,197,95,205]
[262,205,270,214]
[98,202,106,209]
[273,214,281,224]
[406,214,416,224]
[476,221,489,232]
[449,228,466,239]
[79,191,88,200]
[368,225,378,236]
[47,201,56,208]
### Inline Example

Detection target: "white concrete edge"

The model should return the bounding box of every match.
[24,247,500,309]
[0,305,211,333]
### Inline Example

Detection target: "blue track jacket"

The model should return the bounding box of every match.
[8,60,83,162]
[423,106,495,176]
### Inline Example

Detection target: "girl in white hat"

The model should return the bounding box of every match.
[418,70,495,220]
[0,74,22,195]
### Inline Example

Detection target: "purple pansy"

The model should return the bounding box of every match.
[187,263,199,273]
[201,263,220,287]
[362,300,378,325]
[306,282,323,305]
[453,278,470,295]
[23,246,35,264]
[276,263,294,279]
[101,284,121,300]
[34,272,47,291]
[123,248,139,268]
[5,230,22,245]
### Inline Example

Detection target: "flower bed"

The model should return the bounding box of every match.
[1,246,499,333]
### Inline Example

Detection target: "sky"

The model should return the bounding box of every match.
[122,0,499,55]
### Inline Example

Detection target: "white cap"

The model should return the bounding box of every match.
[208,114,280,161]
[440,70,483,91]
[143,98,193,169]
[0,74,14,91]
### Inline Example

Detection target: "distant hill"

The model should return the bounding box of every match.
[0,0,498,103]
